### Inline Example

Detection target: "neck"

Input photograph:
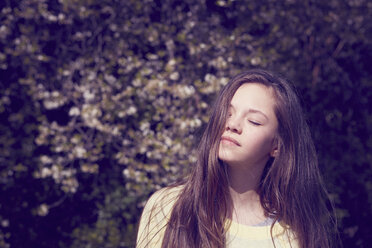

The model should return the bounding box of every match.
[228,163,263,205]
[228,158,265,188]
[226,161,267,224]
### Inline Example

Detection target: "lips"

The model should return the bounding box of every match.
[221,136,241,146]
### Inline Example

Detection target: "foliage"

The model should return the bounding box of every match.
[0,0,371,247]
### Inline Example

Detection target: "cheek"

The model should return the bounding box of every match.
[246,132,275,153]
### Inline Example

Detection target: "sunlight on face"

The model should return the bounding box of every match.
[218,83,278,168]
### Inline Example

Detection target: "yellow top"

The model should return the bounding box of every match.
[136,186,299,248]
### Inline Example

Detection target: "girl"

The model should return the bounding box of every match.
[136,69,338,248]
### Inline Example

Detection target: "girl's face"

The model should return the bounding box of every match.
[218,83,278,168]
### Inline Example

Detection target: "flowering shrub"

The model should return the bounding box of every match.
[0,0,371,247]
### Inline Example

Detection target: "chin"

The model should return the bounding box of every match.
[218,155,236,165]
[217,151,228,162]
[218,149,237,163]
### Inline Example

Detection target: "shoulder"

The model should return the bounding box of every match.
[147,185,183,208]
[136,185,184,248]
[143,185,183,219]
[272,222,299,248]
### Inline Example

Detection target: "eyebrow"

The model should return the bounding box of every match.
[229,104,269,121]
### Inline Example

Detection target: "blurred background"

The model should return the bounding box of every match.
[0,0,371,247]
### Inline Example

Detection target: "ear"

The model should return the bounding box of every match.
[270,137,279,157]
[270,149,279,157]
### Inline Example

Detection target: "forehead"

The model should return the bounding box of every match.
[230,83,277,115]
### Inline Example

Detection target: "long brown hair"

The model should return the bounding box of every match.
[161,69,338,247]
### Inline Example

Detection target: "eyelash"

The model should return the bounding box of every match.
[228,112,261,126]
[249,120,261,126]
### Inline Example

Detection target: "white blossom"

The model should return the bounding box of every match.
[43,100,60,109]
[250,57,261,66]
[169,71,180,80]
[140,122,149,131]
[41,167,52,178]
[180,121,187,130]
[118,111,126,118]
[47,14,57,22]
[210,56,227,69]
[81,164,98,173]
[62,70,70,76]
[1,219,9,227]
[132,78,142,87]
[81,104,101,120]
[146,54,158,60]
[175,85,195,98]
[166,59,177,71]
[51,164,61,181]
[87,71,96,81]
[40,155,52,164]
[220,77,229,86]
[51,91,60,97]
[74,146,86,158]
[127,106,137,115]
[83,91,95,101]
[104,74,116,84]
[62,178,78,193]
[141,68,153,76]
[164,136,172,147]
[55,145,64,153]
[205,73,216,83]
[58,13,65,21]
[122,168,130,177]
[69,106,80,116]
[37,204,49,216]
[190,118,202,128]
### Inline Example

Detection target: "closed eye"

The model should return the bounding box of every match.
[249,120,261,126]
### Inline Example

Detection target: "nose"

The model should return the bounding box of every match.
[226,115,242,134]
